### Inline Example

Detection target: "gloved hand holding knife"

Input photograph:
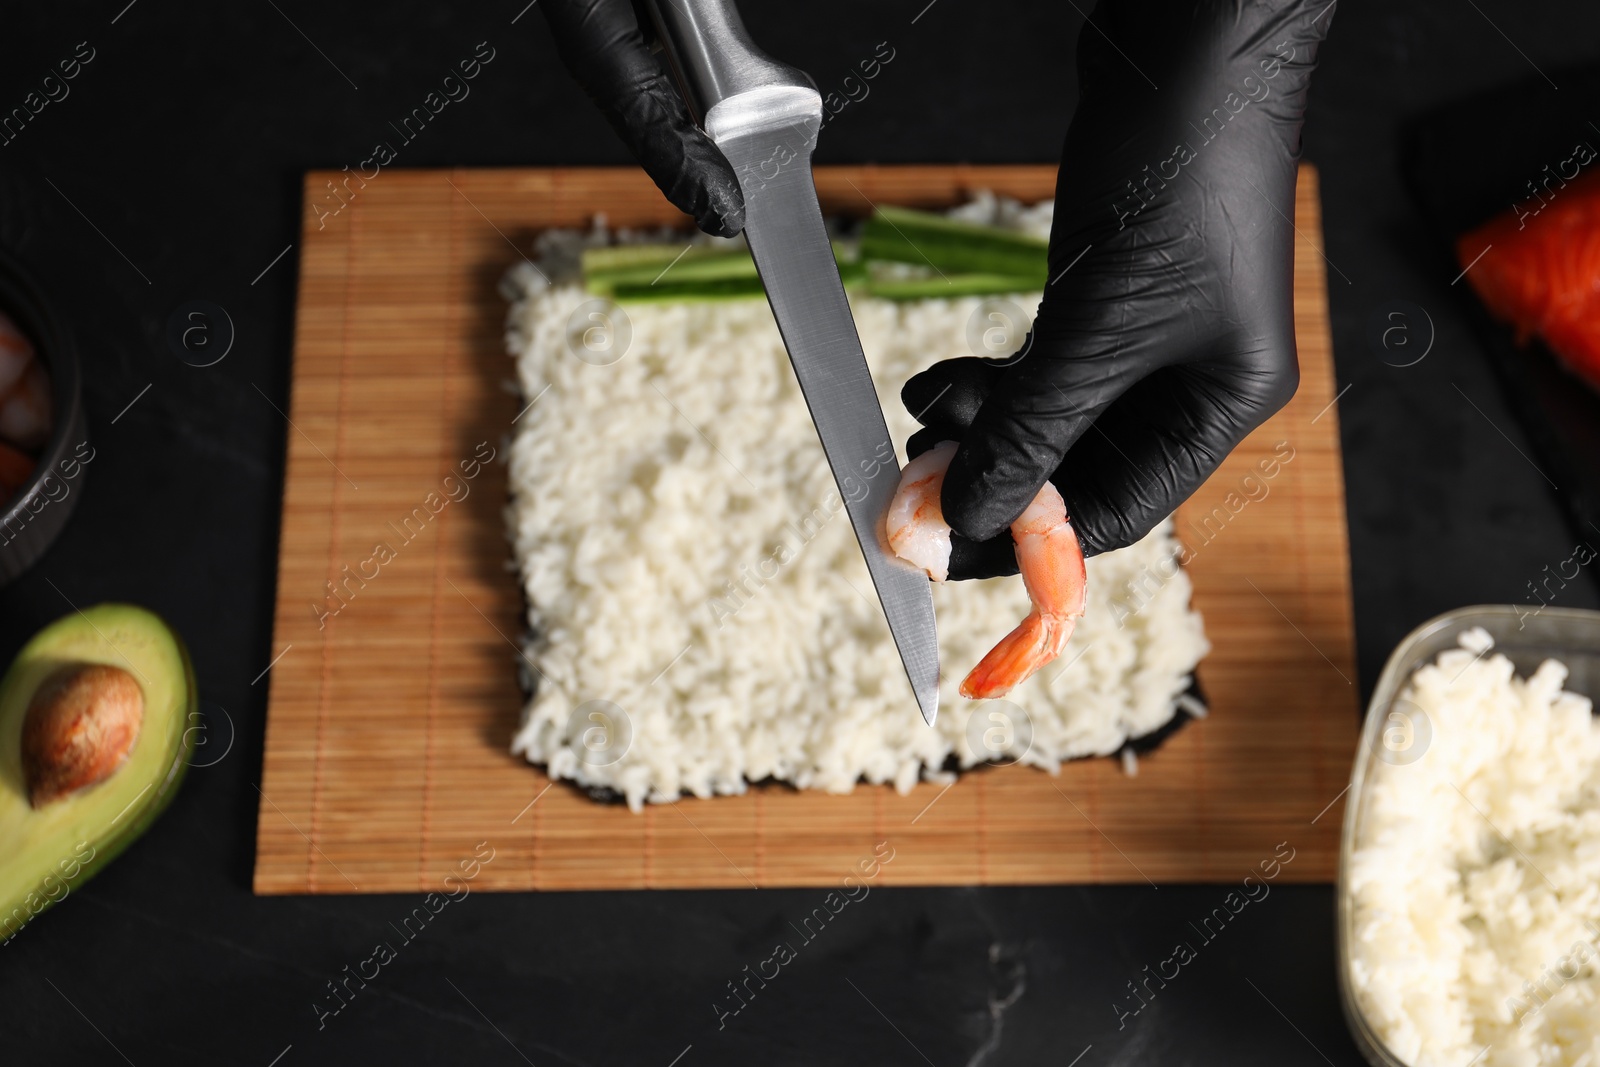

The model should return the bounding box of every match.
[542,0,745,238]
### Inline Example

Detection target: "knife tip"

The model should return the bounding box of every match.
[917,684,939,727]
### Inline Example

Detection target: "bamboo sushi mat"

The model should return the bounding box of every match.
[254,164,1356,893]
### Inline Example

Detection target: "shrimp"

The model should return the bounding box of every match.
[0,359,51,451]
[958,479,1087,699]
[0,311,33,398]
[0,311,48,451]
[885,442,958,582]
[885,441,1087,700]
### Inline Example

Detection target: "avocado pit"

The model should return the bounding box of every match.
[21,664,144,808]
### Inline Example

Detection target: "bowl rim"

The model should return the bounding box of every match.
[0,246,85,530]
[1335,603,1600,1067]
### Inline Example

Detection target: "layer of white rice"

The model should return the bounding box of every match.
[500,197,1209,810]
[1349,628,1600,1066]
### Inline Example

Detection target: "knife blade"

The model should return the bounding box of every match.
[643,1,940,724]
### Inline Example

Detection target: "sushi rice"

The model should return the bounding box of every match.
[501,196,1209,810]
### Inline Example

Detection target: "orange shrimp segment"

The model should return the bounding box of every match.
[884,444,1088,701]
[958,612,1066,700]
[960,483,1086,699]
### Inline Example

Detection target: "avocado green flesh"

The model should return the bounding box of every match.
[0,604,195,941]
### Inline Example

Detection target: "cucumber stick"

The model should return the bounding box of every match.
[859,206,1049,282]
[608,259,871,304]
[585,211,1049,302]
[592,243,859,301]
[863,274,1043,301]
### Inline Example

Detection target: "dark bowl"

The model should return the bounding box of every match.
[0,249,87,585]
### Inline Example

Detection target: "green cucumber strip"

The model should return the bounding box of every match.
[609,276,767,303]
[864,274,1043,301]
[834,261,870,291]
[608,259,872,304]
[587,241,861,298]
[580,244,730,274]
[859,206,1048,280]
[587,250,756,294]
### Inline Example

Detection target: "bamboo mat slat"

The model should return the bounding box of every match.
[254,165,1356,894]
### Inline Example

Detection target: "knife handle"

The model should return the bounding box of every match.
[641,0,814,128]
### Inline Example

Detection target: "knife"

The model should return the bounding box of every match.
[642,0,940,725]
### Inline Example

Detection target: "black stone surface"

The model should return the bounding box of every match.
[2,3,1598,1064]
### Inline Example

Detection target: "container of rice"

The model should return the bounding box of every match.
[1339,605,1600,1067]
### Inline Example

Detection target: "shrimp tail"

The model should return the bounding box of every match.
[959,610,1078,700]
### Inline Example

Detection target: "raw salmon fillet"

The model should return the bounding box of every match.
[1458,167,1600,390]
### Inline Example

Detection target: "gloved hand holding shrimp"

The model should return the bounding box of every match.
[887,442,1087,700]
[879,0,1329,704]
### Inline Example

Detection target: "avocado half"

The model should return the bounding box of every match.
[0,603,196,942]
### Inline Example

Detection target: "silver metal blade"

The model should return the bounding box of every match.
[708,92,940,724]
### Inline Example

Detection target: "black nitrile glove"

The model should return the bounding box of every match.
[904,0,1334,580]
[543,0,745,237]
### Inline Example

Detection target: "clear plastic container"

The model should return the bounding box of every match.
[1337,604,1600,1067]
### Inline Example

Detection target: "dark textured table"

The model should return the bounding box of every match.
[2,3,1597,1064]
